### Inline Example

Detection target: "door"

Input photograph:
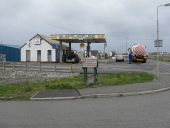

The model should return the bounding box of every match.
[37,50,41,62]
[26,50,30,62]
[48,50,52,62]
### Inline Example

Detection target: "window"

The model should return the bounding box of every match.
[37,50,41,61]
[34,38,41,45]
[48,50,52,62]
[26,50,30,62]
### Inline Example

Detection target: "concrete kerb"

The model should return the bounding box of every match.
[30,87,170,101]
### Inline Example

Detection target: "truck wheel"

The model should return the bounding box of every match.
[142,59,146,63]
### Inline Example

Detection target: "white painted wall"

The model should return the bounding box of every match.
[21,36,57,62]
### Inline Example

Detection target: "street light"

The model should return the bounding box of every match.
[165,3,170,6]
[156,3,170,78]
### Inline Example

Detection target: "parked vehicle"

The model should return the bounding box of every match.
[129,44,148,63]
[115,54,125,62]
[62,50,80,63]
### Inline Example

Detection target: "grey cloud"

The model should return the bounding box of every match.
[0,0,170,52]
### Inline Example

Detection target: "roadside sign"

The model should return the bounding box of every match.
[82,58,98,83]
[82,58,98,68]
[154,40,163,47]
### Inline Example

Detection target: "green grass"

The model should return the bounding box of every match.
[97,72,154,86]
[0,82,45,100]
[0,72,154,100]
[160,60,170,62]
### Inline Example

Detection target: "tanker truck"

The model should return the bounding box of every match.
[128,44,148,63]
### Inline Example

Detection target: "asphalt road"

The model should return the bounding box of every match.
[0,60,170,128]
[92,60,170,74]
[0,90,170,128]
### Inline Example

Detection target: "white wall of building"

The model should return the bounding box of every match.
[21,36,57,62]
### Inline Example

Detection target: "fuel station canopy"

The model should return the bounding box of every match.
[50,34,106,43]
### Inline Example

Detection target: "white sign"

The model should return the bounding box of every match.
[82,58,98,68]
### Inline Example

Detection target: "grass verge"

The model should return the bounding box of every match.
[160,60,170,62]
[0,72,154,100]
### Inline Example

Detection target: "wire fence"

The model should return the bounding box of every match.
[0,62,80,85]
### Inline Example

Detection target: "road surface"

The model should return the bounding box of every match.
[0,90,170,128]
[0,60,170,127]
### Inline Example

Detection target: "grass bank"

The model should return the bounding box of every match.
[0,72,154,100]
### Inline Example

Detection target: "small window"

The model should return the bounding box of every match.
[48,50,52,62]
[37,50,41,61]
[48,50,51,55]
[26,50,30,62]
[34,38,41,45]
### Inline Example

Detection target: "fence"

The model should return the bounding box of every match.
[0,62,75,73]
[149,55,170,62]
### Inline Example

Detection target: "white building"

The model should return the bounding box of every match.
[21,34,68,62]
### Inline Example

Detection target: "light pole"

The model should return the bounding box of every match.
[126,38,128,55]
[156,3,170,78]
[104,43,107,58]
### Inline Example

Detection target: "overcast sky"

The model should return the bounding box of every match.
[0,0,170,53]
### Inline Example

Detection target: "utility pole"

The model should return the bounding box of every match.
[104,43,107,59]
[156,3,170,78]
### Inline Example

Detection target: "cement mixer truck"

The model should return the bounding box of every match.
[128,44,148,63]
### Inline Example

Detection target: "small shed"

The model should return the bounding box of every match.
[0,44,20,62]
[21,34,68,62]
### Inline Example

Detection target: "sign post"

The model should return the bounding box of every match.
[82,58,98,84]
[94,67,97,82]
[83,67,87,83]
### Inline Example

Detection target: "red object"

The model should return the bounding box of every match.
[132,44,146,55]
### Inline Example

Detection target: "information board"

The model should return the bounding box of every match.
[82,58,98,68]
[154,40,163,47]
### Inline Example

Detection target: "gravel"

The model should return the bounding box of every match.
[0,69,79,85]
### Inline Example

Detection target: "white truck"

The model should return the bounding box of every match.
[129,44,148,63]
